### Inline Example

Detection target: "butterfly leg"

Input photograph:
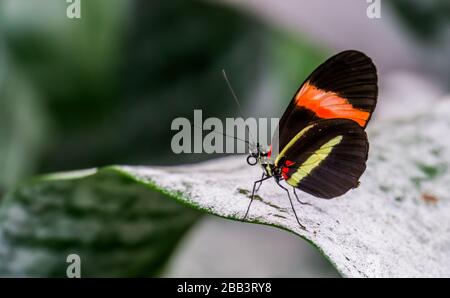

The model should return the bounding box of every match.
[255,173,265,193]
[276,181,306,230]
[243,175,271,220]
[293,187,312,206]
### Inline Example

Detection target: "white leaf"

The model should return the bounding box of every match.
[116,99,450,277]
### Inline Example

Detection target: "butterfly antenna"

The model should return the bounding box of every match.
[222,69,257,151]
[192,124,249,145]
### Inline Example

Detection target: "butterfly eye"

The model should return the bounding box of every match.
[246,155,258,166]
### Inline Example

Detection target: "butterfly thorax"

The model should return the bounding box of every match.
[261,163,282,179]
[254,146,283,180]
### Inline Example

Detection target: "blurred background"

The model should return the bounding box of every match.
[0,0,449,277]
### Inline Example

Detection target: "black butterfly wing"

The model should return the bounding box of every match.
[274,119,368,199]
[273,50,377,152]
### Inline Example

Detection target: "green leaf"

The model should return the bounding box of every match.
[0,168,200,277]
[2,99,450,277]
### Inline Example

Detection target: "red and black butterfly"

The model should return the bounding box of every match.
[244,50,378,229]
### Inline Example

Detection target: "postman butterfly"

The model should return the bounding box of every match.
[243,50,378,229]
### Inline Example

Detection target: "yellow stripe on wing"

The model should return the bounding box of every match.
[274,124,315,167]
[286,135,343,186]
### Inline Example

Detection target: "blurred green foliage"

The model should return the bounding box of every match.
[0,0,263,187]
[0,0,325,276]
[0,34,47,192]
[0,168,200,277]
[389,0,450,42]
[0,0,324,187]
[389,0,450,88]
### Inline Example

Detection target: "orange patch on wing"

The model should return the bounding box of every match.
[295,81,370,127]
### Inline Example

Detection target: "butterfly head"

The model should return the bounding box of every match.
[246,142,261,166]
[247,143,276,178]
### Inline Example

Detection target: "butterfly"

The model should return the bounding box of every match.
[244,50,378,229]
